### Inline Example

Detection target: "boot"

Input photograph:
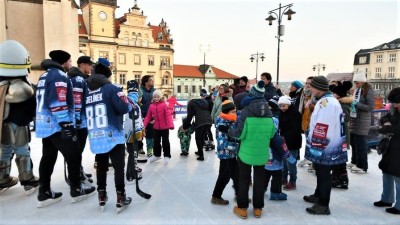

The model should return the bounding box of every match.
[80,166,93,183]
[306,203,331,215]
[253,208,262,218]
[37,186,63,208]
[332,174,348,189]
[303,194,319,204]
[70,184,96,203]
[116,191,132,214]
[211,196,229,205]
[98,189,108,211]
[0,160,19,192]
[233,206,248,219]
[270,192,287,200]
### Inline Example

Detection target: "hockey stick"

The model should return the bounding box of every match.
[132,106,151,199]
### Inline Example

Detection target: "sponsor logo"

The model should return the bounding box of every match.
[73,92,82,105]
[55,82,67,87]
[313,123,329,139]
[56,87,67,102]
[331,156,339,161]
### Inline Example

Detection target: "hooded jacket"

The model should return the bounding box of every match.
[143,99,174,130]
[183,99,212,130]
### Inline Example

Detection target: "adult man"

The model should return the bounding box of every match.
[36,50,95,208]
[232,76,248,97]
[0,40,38,195]
[303,76,347,215]
[260,72,281,101]
[67,56,94,184]
[138,75,155,158]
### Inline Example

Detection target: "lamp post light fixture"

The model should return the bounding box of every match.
[199,44,210,87]
[312,63,326,75]
[265,3,296,85]
[250,52,265,80]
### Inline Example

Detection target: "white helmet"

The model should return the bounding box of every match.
[0,40,31,77]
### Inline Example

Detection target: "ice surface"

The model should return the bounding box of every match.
[0,116,398,224]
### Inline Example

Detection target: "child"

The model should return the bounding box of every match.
[278,95,302,190]
[212,98,239,205]
[178,117,194,157]
[124,80,145,183]
[143,90,174,165]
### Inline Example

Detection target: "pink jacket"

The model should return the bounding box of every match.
[143,101,174,130]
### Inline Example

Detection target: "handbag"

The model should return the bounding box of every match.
[377,135,392,155]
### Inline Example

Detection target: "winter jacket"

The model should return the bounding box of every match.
[183,99,212,130]
[279,104,302,150]
[143,100,174,130]
[139,86,155,118]
[349,84,375,136]
[67,66,88,129]
[338,96,353,146]
[211,94,233,123]
[378,107,400,177]
[124,92,144,143]
[305,92,348,165]
[215,115,239,159]
[228,97,275,166]
[264,82,279,101]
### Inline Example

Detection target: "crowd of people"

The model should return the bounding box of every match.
[0,40,399,218]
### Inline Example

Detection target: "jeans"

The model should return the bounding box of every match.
[313,163,333,207]
[0,123,30,161]
[350,133,368,171]
[381,172,400,210]
[283,150,298,184]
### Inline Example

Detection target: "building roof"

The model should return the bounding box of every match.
[326,73,353,82]
[174,64,239,79]
[149,25,170,44]
[78,15,87,35]
[370,38,400,52]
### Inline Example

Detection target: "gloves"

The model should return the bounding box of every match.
[217,124,229,133]
[377,125,395,134]
[287,156,296,164]
[59,122,77,140]
[75,119,81,129]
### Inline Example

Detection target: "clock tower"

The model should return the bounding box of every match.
[80,0,117,39]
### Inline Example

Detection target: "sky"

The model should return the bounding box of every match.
[108,0,400,82]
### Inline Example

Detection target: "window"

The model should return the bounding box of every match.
[359,56,367,64]
[136,39,142,46]
[134,54,141,65]
[192,85,196,93]
[160,57,170,66]
[375,67,381,78]
[388,67,395,78]
[177,85,182,93]
[119,74,126,85]
[158,32,163,40]
[374,84,380,90]
[389,53,396,62]
[142,40,148,47]
[376,55,383,63]
[118,54,126,64]
[134,74,141,83]
[99,51,109,59]
[148,56,154,66]
[162,75,169,85]
[199,86,202,93]
[184,85,188,93]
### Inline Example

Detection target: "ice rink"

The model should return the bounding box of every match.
[0,117,398,225]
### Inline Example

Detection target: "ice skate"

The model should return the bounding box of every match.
[80,167,93,183]
[70,184,96,203]
[0,176,18,195]
[116,191,132,214]
[0,160,19,194]
[307,164,315,173]
[21,175,39,196]
[98,189,108,211]
[126,173,143,184]
[148,156,161,163]
[331,175,349,189]
[37,188,63,208]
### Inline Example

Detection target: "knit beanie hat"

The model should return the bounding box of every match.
[353,71,367,82]
[94,58,112,78]
[249,80,265,97]
[291,80,304,89]
[268,95,280,109]
[388,87,400,103]
[49,50,71,65]
[221,99,236,113]
[332,81,352,98]
[200,88,208,97]
[310,76,329,92]
[153,89,162,98]
[127,80,139,93]
[278,96,291,105]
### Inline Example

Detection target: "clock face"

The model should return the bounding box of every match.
[98,11,107,21]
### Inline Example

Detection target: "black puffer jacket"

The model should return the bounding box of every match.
[279,104,302,150]
[378,107,400,177]
[183,99,212,130]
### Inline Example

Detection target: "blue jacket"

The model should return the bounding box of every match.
[68,67,88,128]
[85,74,131,154]
[35,59,75,138]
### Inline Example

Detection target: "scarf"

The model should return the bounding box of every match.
[220,112,237,122]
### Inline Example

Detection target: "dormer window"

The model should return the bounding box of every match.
[158,32,163,40]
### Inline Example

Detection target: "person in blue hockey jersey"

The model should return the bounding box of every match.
[35,50,95,208]
[85,58,132,212]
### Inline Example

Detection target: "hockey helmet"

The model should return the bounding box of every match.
[0,40,31,77]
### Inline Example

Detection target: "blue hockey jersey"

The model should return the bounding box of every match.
[35,60,75,138]
[85,74,131,154]
[67,67,88,128]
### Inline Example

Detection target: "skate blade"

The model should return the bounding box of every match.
[116,205,128,214]
[37,197,62,208]
[25,186,38,196]
[71,191,96,203]
[100,204,106,212]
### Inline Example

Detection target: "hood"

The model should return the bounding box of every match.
[338,96,354,104]
[243,97,272,117]
[40,59,64,71]
[192,99,209,111]
[68,66,88,79]
[87,73,111,90]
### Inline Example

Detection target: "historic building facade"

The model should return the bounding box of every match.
[354,38,400,101]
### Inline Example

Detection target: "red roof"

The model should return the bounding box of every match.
[174,64,239,79]
[78,14,87,35]
[149,25,169,44]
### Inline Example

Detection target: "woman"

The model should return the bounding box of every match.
[348,71,375,173]
[374,87,400,215]
[211,84,233,123]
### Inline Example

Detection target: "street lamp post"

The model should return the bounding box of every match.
[265,3,296,85]
[250,52,265,80]
[199,44,210,87]
[312,63,326,75]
